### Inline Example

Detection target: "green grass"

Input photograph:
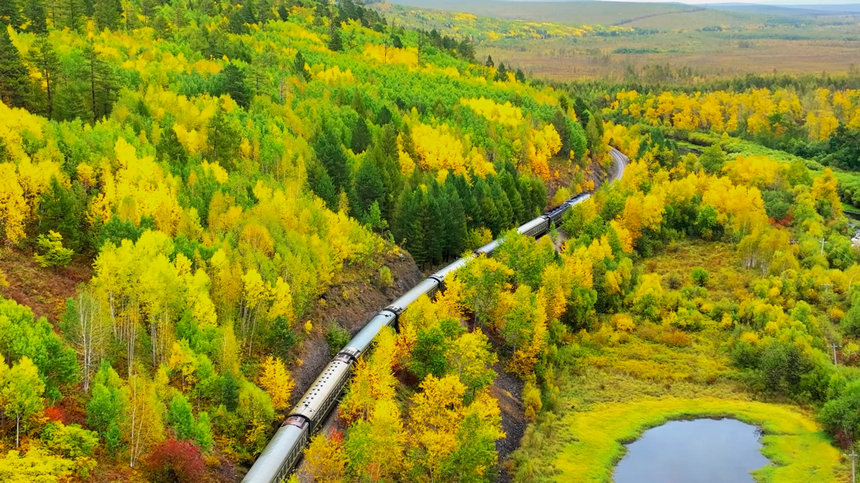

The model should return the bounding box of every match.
[553,396,845,483]
[512,240,849,482]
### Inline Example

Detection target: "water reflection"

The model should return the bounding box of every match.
[612,418,771,483]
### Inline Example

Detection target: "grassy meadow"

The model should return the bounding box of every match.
[511,240,851,482]
[378,1,860,81]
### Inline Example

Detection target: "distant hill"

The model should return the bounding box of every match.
[708,3,860,16]
[385,0,860,27]
[384,0,767,28]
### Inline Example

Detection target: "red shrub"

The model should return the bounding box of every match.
[146,439,205,483]
[44,406,66,423]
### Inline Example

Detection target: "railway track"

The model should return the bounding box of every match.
[243,148,629,482]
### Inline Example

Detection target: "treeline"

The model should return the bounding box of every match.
[391,166,547,266]
[0,0,589,477]
[604,86,860,172]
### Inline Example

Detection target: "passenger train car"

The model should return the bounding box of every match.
[243,179,610,481]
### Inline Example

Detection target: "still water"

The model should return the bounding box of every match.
[612,418,771,483]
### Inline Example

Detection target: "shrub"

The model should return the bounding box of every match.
[378,265,394,288]
[523,381,542,422]
[326,323,351,355]
[841,306,860,337]
[612,313,636,332]
[691,267,709,287]
[665,271,683,289]
[34,231,73,268]
[146,439,205,483]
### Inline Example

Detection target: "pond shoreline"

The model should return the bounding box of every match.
[613,417,770,483]
[552,396,846,483]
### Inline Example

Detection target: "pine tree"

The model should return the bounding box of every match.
[0,0,22,28]
[24,0,47,33]
[86,40,118,122]
[351,116,371,153]
[294,51,309,80]
[425,191,444,264]
[34,35,58,119]
[219,63,250,109]
[485,55,494,68]
[442,183,467,257]
[353,158,386,218]
[0,26,29,108]
[328,20,342,51]
[496,62,507,81]
[209,107,241,170]
[515,68,526,83]
[93,0,121,30]
[313,127,350,195]
[308,161,337,210]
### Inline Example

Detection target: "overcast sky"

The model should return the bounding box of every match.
[599,0,859,4]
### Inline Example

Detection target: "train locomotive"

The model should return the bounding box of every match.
[243,190,595,482]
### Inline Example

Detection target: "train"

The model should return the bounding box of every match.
[243,148,627,482]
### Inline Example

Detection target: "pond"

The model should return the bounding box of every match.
[612,418,771,483]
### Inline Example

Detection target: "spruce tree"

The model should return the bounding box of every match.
[0,26,29,108]
[24,0,47,33]
[328,21,342,51]
[353,158,386,218]
[34,35,58,119]
[294,51,309,80]
[0,0,21,28]
[219,63,250,109]
[93,0,121,30]
[307,161,338,210]
[351,117,371,153]
[313,127,350,195]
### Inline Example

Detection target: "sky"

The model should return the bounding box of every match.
[598,0,859,4]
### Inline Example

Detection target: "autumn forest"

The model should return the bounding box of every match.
[0,0,858,481]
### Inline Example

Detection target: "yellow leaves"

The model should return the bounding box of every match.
[242,269,269,307]
[527,124,562,181]
[0,102,44,162]
[313,65,355,85]
[240,223,275,256]
[409,122,467,174]
[612,313,635,332]
[302,431,348,483]
[397,147,416,175]
[460,97,524,127]
[173,124,205,155]
[167,341,198,390]
[0,164,28,244]
[410,373,466,431]
[258,356,295,411]
[811,168,842,219]
[268,278,295,323]
[612,87,860,141]
[362,43,419,67]
[200,161,228,184]
[619,188,665,243]
[609,220,634,254]
[723,155,785,188]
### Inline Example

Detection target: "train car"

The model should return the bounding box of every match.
[243,154,621,482]
[384,277,441,314]
[340,310,398,360]
[291,357,353,431]
[430,257,471,284]
[516,216,550,238]
[241,420,308,483]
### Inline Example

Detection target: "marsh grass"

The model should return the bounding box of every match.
[512,240,848,482]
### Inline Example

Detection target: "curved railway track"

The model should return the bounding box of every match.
[243,148,629,482]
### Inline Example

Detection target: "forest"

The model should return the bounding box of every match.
[0,0,858,482]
